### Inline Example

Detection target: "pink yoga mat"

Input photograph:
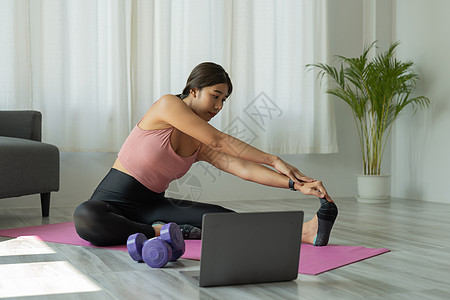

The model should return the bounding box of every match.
[0,222,389,275]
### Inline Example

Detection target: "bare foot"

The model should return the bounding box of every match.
[302,214,318,244]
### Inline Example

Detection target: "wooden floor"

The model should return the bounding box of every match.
[1,196,449,300]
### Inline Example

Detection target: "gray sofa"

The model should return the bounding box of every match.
[0,111,60,217]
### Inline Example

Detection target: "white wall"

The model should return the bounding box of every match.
[391,0,450,204]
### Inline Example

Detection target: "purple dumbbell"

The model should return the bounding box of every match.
[127,233,148,262]
[142,237,173,268]
[159,222,185,261]
[126,222,185,268]
[170,242,186,262]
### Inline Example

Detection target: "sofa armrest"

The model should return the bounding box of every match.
[0,110,42,142]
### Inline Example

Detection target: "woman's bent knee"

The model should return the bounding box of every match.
[74,201,106,227]
[73,201,110,246]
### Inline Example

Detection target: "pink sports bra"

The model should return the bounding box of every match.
[118,124,200,193]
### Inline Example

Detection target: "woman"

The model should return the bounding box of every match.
[73,62,338,247]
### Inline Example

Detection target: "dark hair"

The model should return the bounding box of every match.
[179,62,233,99]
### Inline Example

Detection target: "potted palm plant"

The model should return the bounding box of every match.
[308,41,430,203]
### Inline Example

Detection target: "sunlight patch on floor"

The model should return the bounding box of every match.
[0,236,56,256]
[0,236,102,298]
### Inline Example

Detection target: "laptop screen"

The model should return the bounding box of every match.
[198,211,304,287]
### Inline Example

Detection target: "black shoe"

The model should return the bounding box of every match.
[178,224,202,239]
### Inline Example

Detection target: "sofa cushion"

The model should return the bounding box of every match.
[0,136,60,198]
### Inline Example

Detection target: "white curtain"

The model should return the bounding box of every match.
[0,0,337,154]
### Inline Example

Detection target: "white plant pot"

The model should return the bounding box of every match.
[356,174,391,203]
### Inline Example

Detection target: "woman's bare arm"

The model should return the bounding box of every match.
[155,95,314,184]
[197,145,333,201]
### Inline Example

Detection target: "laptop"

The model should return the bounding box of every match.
[180,211,304,287]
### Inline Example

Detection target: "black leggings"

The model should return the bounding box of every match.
[73,168,234,246]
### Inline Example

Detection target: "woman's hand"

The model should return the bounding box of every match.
[295,181,334,203]
[273,157,315,185]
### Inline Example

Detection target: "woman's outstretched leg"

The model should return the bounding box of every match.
[139,197,235,239]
